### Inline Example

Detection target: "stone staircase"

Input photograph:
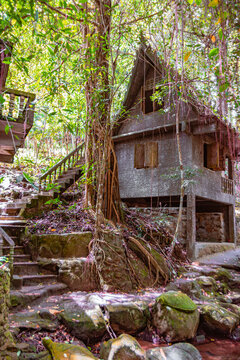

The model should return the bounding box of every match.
[1,216,67,307]
[0,143,85,306]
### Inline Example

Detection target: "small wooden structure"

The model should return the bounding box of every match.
[113,44,240,259]
[0,39,36,163]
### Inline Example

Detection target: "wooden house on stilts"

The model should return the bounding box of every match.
[113,44,240,259]
[0,39,36,163]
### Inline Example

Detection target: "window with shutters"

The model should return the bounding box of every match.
[134,142,158,169]
[203,142,225,171]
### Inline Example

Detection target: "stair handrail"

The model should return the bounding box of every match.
[0,87,36,126]
[39,141,84,192]
[0,226,14,275]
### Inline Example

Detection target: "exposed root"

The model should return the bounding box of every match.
[128,236,169,283]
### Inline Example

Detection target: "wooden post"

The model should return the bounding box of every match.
[186,192,196,260]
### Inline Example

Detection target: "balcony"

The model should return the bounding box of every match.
[221,177,234,195]
[0,88,36,163]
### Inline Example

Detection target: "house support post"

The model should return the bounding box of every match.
[228,204,236,245]
[187,192,196,260]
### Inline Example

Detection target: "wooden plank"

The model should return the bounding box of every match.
[144,141,158,168]
[134,143,145,169]
[207,142,219,170]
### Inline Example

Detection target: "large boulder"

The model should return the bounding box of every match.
[166,278,202,299]
[100,334,146,360]
[106,302,149,334]
[60,299,107,343]
[42,338,97,359]
[146,342,202,360]
[200,304,239,335]
[152,291,199,342]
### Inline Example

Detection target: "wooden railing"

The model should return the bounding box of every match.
[0,227,14,276]
[39,142,84,192]
[221,177,234,195]
[0,88,36,125]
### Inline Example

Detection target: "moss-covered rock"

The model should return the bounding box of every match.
[60,301,107,343]
[152,291,199,342]
[200,304,239,335]
[106,302,149,334]
[215,268,232,282]
[100,334,145,360]
[19,351,52,360]
[156,291,197,312]
[43,338,97,359]
[10,311,59,331]
[0,267,15,352]
[195,276,217,293]
[166,278,202,299]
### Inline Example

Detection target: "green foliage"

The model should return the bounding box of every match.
[45,196,62,206]
[0,256,8,268]
[0,0,238,176]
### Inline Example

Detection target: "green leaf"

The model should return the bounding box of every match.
[195,0,202,5]
[187,0,194,4]
[219,82,229,92]
[218,28,223,40]
[2,57,11,64]
[0,94,5,104]
[5,125,10,135]
[209,48,219,58]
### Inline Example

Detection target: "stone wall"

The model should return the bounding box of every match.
[26,232,92,260]
[130,207,187,244]
[196,213,225,242]
[0,267,15,355]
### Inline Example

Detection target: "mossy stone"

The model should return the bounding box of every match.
[42,338,97,359]
[100,334,145,360]
[156,291,197,312]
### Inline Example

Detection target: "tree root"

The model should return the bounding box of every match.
[128,236,169,283]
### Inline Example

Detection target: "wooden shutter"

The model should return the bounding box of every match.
[134,143,145,169]
[207,142,220,170]
[219,147,226,171]
[145,142,158,168]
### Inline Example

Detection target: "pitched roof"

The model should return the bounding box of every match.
[114,43,240,158]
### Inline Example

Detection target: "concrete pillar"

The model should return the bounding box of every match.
[229,204,236,245]
[186,192,196,260]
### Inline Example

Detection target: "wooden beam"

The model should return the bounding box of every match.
[193,123,217,135]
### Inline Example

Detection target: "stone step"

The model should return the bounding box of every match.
[56,178,71,185]
[13,254,31,262]
[10,282,68,308]
[22,274,58,286]
[13,262,39,276]
[4,208,22,216]
[3,246,25,255]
